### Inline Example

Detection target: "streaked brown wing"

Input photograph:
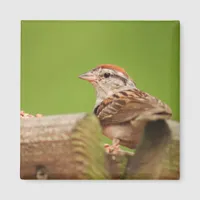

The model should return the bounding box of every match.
[94,89,172,125]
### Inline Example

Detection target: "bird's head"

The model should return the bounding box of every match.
[79,64,136,106]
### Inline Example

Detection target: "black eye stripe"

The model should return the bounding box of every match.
[101,72,127,85]
[112,74,127,85]
[104,73,111,78]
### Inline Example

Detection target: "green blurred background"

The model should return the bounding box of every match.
[21,21,180,123]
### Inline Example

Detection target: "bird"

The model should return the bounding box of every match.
[79,64,172,153]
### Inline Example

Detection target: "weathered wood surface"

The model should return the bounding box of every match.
[124,120,179,179]
[20,113,179,180]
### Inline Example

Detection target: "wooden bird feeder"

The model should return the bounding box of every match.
[20,113,180,180]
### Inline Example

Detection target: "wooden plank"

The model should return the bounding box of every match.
[20,113,179,179]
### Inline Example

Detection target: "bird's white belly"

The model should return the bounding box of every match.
[103,123,132,140]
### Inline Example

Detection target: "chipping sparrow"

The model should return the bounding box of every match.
[79,64,172,153]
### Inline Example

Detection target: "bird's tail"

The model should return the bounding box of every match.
[124,119,172,179]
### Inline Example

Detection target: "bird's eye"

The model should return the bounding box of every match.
[104,73,111,78]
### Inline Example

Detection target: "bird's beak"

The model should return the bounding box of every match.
[78,71,97,82]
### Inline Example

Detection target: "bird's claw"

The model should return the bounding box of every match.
[104,144,121,154]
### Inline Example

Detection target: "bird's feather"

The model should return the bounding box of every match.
[94,89,172,125]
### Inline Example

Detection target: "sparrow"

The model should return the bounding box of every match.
[79,64,172,153]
